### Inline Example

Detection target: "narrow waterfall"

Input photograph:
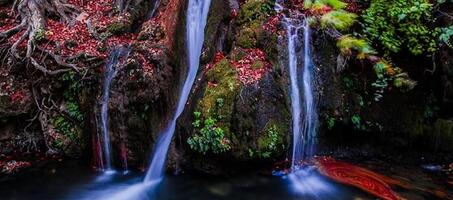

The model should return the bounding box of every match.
[144,0,212,182]
[283,17,318,170]
[279,5,327,194]
[301,21,318,162]
[98,47,130,172]
[285,20,303,171]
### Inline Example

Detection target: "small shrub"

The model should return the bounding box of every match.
[188,114,231,154]
[363,0,438,55]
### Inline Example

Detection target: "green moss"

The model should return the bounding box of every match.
[107,21,131,35]
[190,59,240,154]
[199,58,239,125]
[237,0,275,26]
[235,0,277,50]
[50,115,82,148]
[257,31,278,63]
[34,28,48,42]
[254,122,286,159]
[236,27,257,48]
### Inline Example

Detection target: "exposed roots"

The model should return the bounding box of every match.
[0,0,80,75]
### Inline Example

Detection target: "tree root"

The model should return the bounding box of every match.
[1,0,80,75]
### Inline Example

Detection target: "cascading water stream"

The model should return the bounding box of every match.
[98,47,130,172]
[277,2,326,195]
[143,0,212,183]
[300,19,318,164]
[286,20,303,171]
[283,17,317,172]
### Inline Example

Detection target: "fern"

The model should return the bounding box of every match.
[321,10,357,31]
[337,35,376,59]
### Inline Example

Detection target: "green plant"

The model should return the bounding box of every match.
[255,124,282,158]
[326,116,336,130]
[188,115,231,154]
[60,71,86,123]
[351,114,362,130]
[320,10,357,31]
[237,0,274,26]
[363,0,439,55]
[337,35,376,59]
[61,71,82,100]
[304,0,347,10]
[439,25,453,48]
[66,101,84,122]
[50,115,79,144]
[34,28,48,41]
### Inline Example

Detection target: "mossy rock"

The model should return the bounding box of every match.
[107,21,132,35]
[189,58,240,155]
[254,122,286,159]
[237,0,275,26]
[198,58,239,131]
[236,27,257,48]
[235,0,278,61]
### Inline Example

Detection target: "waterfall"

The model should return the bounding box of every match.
[98,47,130,172]
[283,16,318,171]
[301,21,318,162]
[278,2,326,195]
[144,0,212,182]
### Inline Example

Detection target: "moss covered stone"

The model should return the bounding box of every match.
[198,58,239,131]
[254,122,286,158]
[236,0,275,26]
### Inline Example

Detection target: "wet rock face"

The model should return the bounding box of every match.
[312,29,453,159]
[230,72,290,161]
[168,0,291,174]
[103,0,187,168]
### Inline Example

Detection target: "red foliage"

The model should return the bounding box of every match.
[10,89,26,103]
[263,14,280,33]
[315,157,404,200]
[205,52,225,71]
[231,48,271,85]
[2,0,137,61]
[134,52,154,77]
[0,6,15,32]
[0,160,31,174]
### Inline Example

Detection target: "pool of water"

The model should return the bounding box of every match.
[0,161,450,200]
